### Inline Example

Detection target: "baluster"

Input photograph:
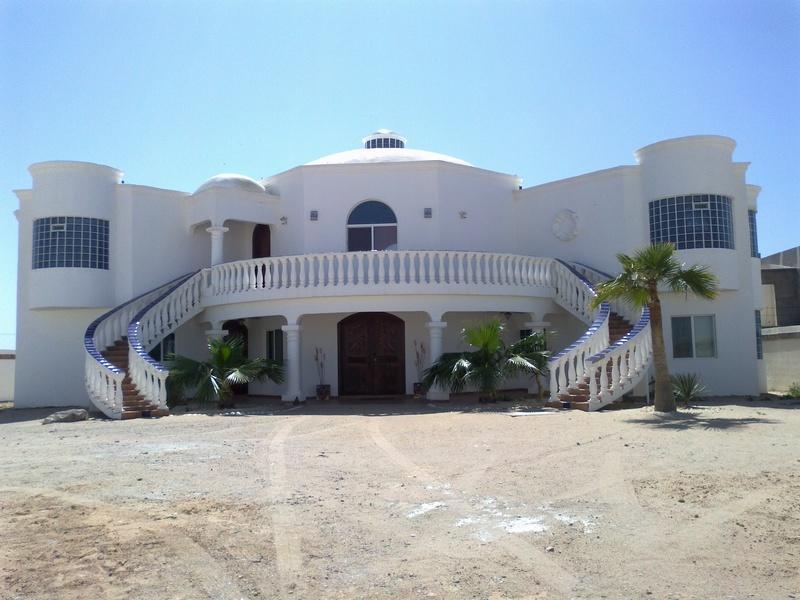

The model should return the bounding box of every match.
[491,255,499,284]
[454,252,462,283]
[611,356,620,390]
[557,359,567,397]
[358,252,366,285]
[398,252,407,284]
[549,368,558,403]
[589,364,599,401]
[387,252,396,284]
[600,359,609,393]
[376,252,384,283]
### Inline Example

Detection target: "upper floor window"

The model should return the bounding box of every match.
[347,201,397,251]
[649,195,734,250]
[748,210,759,257]
[32,216,109,270]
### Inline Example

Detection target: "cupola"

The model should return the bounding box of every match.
[362,129,407,149]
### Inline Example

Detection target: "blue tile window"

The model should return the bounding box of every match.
[748,210,759,257]
[32,216,109,270]
[649,194,734,250]
[755,310,763,360]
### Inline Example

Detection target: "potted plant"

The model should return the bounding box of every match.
[413,340,427,398]
[314,347,330,400]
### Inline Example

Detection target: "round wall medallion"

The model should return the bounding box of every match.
[552,209,579,241]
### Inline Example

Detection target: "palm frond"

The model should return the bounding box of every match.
[669,265,718,299]
[163,353,207,390]
[462,319,504,353]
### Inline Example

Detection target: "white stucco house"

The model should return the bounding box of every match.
[12,130,766,418]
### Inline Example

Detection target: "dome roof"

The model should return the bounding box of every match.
[306,130,472,167]
[194,173,265,195]
[306,147,471,167]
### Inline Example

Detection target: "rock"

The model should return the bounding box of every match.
[42,409,89,424]
[545,546,555,552]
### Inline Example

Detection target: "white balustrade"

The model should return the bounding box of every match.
[204,251,556,298]
[87,253,653,417]
[83,278,181,418]
[561,262,654,409]
[128,272,204,411]
[585,316,652,410]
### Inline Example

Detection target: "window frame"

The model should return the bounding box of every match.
[671,315,717,359]
[748,210,759,258]
[267,329,284,365]
[346,201,398,251]
[32,216,110,270]
[648,194,734,251]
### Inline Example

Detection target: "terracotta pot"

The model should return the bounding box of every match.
[316,384,331,401]
[413,382,425,398]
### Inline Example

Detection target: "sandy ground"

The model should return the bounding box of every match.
[0,397,798,600]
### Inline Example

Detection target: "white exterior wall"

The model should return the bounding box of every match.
[0,354,14,402]
[12,135,767,407]
[513,136,764,395]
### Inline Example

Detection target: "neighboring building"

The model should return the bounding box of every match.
[0,350,14,403]
[761,246,800,392]
[12,132,766,417]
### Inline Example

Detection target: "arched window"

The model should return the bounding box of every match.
[347,201,397,251]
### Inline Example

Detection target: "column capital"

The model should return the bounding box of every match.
[281,324,301,333]
[205,328,228,339]
[425,321,447,330]
[206,225,229,235]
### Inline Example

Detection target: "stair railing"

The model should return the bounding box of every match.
[546,261,611,404]
[127,271,203,411]
[568,262,653,410]
[83,275,187,418]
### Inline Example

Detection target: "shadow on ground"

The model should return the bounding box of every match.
[624,410,783,430]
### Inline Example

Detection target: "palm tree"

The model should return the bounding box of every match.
[423,319,548,402]
[590,243,718,412]
[164,336,284,409]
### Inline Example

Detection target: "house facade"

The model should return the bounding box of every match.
[13,131,766,417]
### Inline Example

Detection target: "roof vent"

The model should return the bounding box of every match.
[362,129,406,149]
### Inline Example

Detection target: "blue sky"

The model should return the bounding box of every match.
[1,0,798,349]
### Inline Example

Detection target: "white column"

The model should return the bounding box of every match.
[206,225,229,266]
[205,320,228,340]
[524,320,550,395]
[425,321,448,401]
[281,324,303,402]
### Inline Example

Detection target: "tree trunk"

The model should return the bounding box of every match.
[648,295,676,412]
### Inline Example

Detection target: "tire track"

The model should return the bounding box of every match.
[257,416,308,599]
[365,420,580,599]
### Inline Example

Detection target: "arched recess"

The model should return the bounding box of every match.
[338,312,405,396]
[252,224,271,258]
[347,200,397,251]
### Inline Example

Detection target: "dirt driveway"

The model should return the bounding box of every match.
[1,399,798,599]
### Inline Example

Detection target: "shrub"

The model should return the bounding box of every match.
[671,373,706,406]
[787,382,800,399]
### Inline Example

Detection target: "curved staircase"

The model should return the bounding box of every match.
[83,253,652,418]
[101,338,169,419]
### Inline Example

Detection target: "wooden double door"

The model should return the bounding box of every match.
[338,312,405,396]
